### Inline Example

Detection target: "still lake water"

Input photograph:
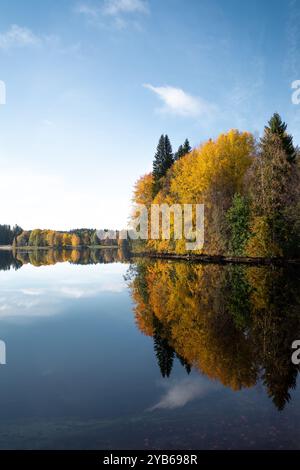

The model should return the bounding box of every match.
[0,249,300,449]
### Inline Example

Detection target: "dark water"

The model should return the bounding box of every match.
[0,249,300,449]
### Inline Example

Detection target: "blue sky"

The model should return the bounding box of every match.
[0,0,300,230]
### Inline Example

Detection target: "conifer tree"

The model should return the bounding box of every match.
[248,127,299,257]
[174,138,192,160]
[163,135,174,171]
[261,113,297,163]
[183,138,192,155]
[174,145,183,161]
[152,134,174,195]
[153,135,166,181]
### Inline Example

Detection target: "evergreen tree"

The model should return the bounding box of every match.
[226,194,250,256]
[261,113,297,163]
[183,138,192,155]
[174,145,184,161]
[153,135,166,181]
[152,134,174,195]
[164,135,174,169]
[0,224,23,245]
[174,138,192,160]
[248,129,299,257]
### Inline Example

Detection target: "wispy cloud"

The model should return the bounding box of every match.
[75,3,101,19]
[144,84,216,118]
[75,0,149,29]
[0,24,41,50]
[103,0,149,16]
[0,25,78,56]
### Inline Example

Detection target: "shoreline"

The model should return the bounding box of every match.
[0,245,119,251]
[2,245,300,265]
[133,251,300,266]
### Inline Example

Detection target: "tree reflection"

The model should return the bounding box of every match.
[0,250,22,271]
[153,316,175,378]
[0,247,131,270]
[128,259,300,411]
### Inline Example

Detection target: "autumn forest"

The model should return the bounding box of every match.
[133,113,300,259]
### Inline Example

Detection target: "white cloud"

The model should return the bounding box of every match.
[103,0,149,16]
[0,25,41,50]
[75,4,100,19]
[75,0,149,29]
[0,25,79,55]
[144,84,216,118]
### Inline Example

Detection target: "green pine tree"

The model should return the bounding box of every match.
[261,113,297,163]
[174,138,192,160]
[174,145,183,161]
[152,134,174,196]
[163,135,174,171]
[183,138,192,155]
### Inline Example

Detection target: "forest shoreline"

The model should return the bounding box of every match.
[2,245,300,265]
[0,245,119,251]
[133,251,300,266]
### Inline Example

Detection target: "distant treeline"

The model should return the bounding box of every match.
[13,228,123,248]
[0,227,130,249]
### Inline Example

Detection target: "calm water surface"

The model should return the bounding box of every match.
[0,249,299,449]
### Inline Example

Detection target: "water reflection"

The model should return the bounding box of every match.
[0,248,129,319]
[128,260,300,411]
[1,249,300,413]
[0,250,22,271]
[0,246,130,271]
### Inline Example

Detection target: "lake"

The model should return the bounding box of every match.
[0,248,300,450]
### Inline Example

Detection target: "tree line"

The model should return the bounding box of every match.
[1,226,129,251]
[10,229,120,249]
[133,113,300,258]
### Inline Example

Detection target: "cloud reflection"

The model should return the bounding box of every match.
[149,376,219,411]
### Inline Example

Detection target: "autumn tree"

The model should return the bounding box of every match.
[133,173,153,208]
[16,231,30,247]
[168,130,255,254]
